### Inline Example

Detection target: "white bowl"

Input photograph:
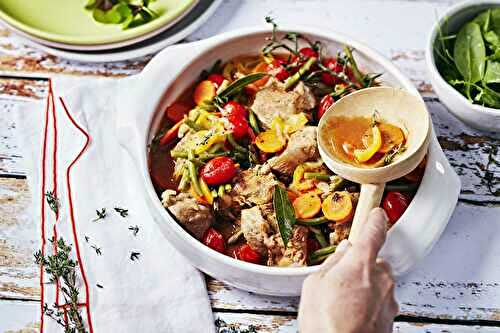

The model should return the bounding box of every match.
[426,0,500,132]
[117,26,461,296]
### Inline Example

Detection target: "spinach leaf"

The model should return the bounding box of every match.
[481,85,500,108]
[454,22,486,84]
[473,9,492,32]
[273,185,296,248]
[485,30,500,48]
[484,60,500,83]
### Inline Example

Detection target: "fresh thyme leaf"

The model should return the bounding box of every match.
[96,283,104,289]
[45,191,59,214]
[92,208,107,222]
[129,225,140,236]
[384,144,407,165]
[114,207,129,218]
[84,236,90,243]
[35,238,87,333]
[91,245,102,256]
[130,251,141,261]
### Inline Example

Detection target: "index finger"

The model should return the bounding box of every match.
[350,208,388,263]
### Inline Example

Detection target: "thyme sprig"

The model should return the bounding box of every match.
[34,238,87,333]
[45,191,59,214]
[130,251,141,261]
[92,208,107,222]
[128,225,140,236]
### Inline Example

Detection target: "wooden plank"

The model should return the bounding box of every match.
[0,0,456,86]
[0,300,498,333]
[0,86,498,203]
[2,176,500,321]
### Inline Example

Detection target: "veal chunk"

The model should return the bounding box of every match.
[240,206,273,256]
[279,226,310,267]
[161,191,214,240]
[230,166,278,206]
[267,126,319,176]
[251,82,316,129]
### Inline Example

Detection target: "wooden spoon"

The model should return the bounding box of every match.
[317,87,431,243]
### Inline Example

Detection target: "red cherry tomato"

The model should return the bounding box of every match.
[229,117,249,139]
[200,156,238,185]
[222,101,247,119]
[237,244,262,264]
[207,73,225,88]
[202,228,226,253]
[269,59,290,81]
[299,47,318,59]
[382,191,410,224]
[321,58,344,85]
[317,94,335,120]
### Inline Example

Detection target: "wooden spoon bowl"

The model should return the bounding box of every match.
[317,87,431,243]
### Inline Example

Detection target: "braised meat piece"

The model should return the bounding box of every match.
[231,166,278,206]
[278,226,310,267]
[161,190,214,240]
[240,206,273,255]
[251,81,316,129]
[267,126,319,176]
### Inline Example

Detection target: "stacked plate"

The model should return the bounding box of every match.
[0,0,222,62]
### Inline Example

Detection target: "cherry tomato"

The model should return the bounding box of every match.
[237,244,262,264]
[317,94,335,120]
[321,58,344,85]
[382,191,410,224]
[299,47,318,59]
[200,156,238,185]
[222,101,247,119]
[269,59,290,81]
[230,117,250,139]
[207,73,225,88]
[202,228,226,253]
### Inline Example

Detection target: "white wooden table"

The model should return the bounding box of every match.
[1,0,500,331]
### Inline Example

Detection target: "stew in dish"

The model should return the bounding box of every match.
[149,21,424,266]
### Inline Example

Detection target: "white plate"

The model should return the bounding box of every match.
[1,0,199,52]
[116,27,462,296]
[14,0,222,63]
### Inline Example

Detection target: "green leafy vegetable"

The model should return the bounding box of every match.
[273,185,296,248]
[435,8,500,109]
[453,22,486,84]
[85,0,158,29]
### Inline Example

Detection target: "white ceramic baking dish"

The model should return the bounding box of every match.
[117,26,461,296]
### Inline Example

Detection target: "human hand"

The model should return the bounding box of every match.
[298,208,398,333]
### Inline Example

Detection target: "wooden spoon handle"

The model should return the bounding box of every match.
[348,183,385,243]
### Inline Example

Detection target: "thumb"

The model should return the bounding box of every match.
[351,207,388,263]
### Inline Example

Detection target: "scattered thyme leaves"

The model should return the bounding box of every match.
[91,245,102,256]
[84,235,90,243]
[34,238,87,333]
[129,225,140,236]
[130,251,141,261]
[114,207,129,217]
[45,191,59,214]
[96,283,104,289]
[92,208,107,222]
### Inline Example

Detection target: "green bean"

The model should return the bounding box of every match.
[330,175,345,191]
[309,253,332,265]
[343,46,364,87]
[227,133,247,153]
[187,150,203,196]
[310,244,336,259]
[171,151,188,159]
[208,143,224,154]
[304,172,331,181]
[227,229,244,245]
[248,110,260,134]
[199,151,231,161]
[297,216,329,226]
[188,157,205,166]
[309,227,329,248]
[284,57,317,90]
[177,168,190,191]
[184,119,204,131]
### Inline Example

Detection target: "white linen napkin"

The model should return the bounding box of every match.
[16,76,215,333]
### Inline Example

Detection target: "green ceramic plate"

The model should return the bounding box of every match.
[0,0,196,46]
